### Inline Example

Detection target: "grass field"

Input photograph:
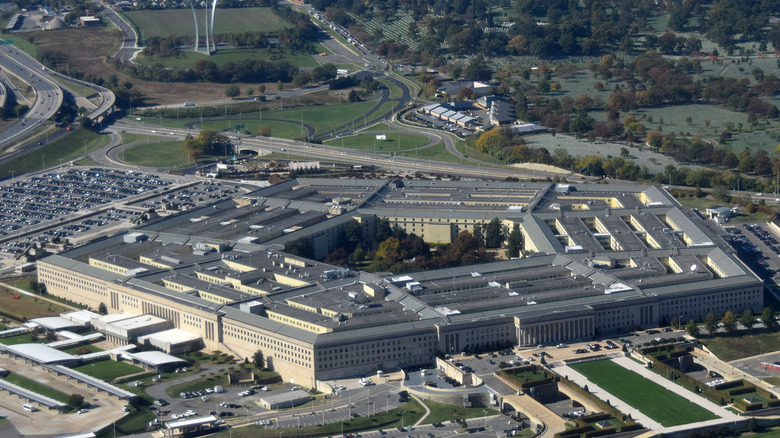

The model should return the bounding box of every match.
[0,128,110,178]
[571,360,718,427]
[121,140,190,167]
[0,333,48,345]
[420,399,497,424]
[397,144,460,164]
[323,133,434,151]
[700,331,780,362]
[73,360,146,381]
[134,45,326,69]
[124,8,289,40]
[0,286,69,323]
[4,373,69,403]
[378,79,404,100]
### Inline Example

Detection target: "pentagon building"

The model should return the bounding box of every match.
[38,178,761,384]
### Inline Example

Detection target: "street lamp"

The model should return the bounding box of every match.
[483,409,487,429]
[41,154,46,169]
[401,410,406,430]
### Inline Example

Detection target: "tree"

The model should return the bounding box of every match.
[507,224,523,258]
[98,302,107,315]
[252,350,265,369]
[225,85,241,99]
[721,311,737,333]
[285,236,313,258]
[704,313,717,334]
[740,309,756,329]
[686,319,699,337]
[348,90,361,102]
[30,326,41,342]
[257,125,272,137]
[762,307,776,329]
[484,218,503,248]
[184,130,231,158]
[246,88,255,98]
[312,63,337,83]
[68,393,85,409]
[472,225,485,247]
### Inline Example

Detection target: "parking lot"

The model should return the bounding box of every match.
[0,168,259,263]
[728,223,780,278]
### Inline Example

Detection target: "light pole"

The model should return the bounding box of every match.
[84,139,88,157]
[41,154,46,169]
[401,410,406,430]
[483,409,488,428]
[386,394,390,412]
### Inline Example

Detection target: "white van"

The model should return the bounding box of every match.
[21,404,35,412]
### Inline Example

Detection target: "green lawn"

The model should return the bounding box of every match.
[3,373,69,403]
[571,360,718,427]
[199,118,304,139]
[73,360,146,381]
[421,399,497,425]
[700,331,780,362]
[0,128,110,179]
[0,333,48,345]
[121,140,191,167]
[378,79,404,100]
[125,8,289,40]
[208,400,425,437]
[268,101,377,136]
[323,133,434,151]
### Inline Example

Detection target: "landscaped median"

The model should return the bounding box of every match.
[208,400,426,438]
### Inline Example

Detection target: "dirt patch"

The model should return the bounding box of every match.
[21,27,253,105]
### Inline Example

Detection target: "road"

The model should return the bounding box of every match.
[100,1,142,62]
[0,44,63,150]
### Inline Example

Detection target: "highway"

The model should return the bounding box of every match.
[100,2,142,62]
[109,119,580,181]
[0,45,63,150]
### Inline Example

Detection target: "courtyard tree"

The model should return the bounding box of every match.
[762,307,776,329]
[739,309,756,329]
[721,311,737,333]
[253,350,265,370]
[484,218,503,248]
[704,313,717,334]
[68,393,85,409]
[685,319,699,337]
